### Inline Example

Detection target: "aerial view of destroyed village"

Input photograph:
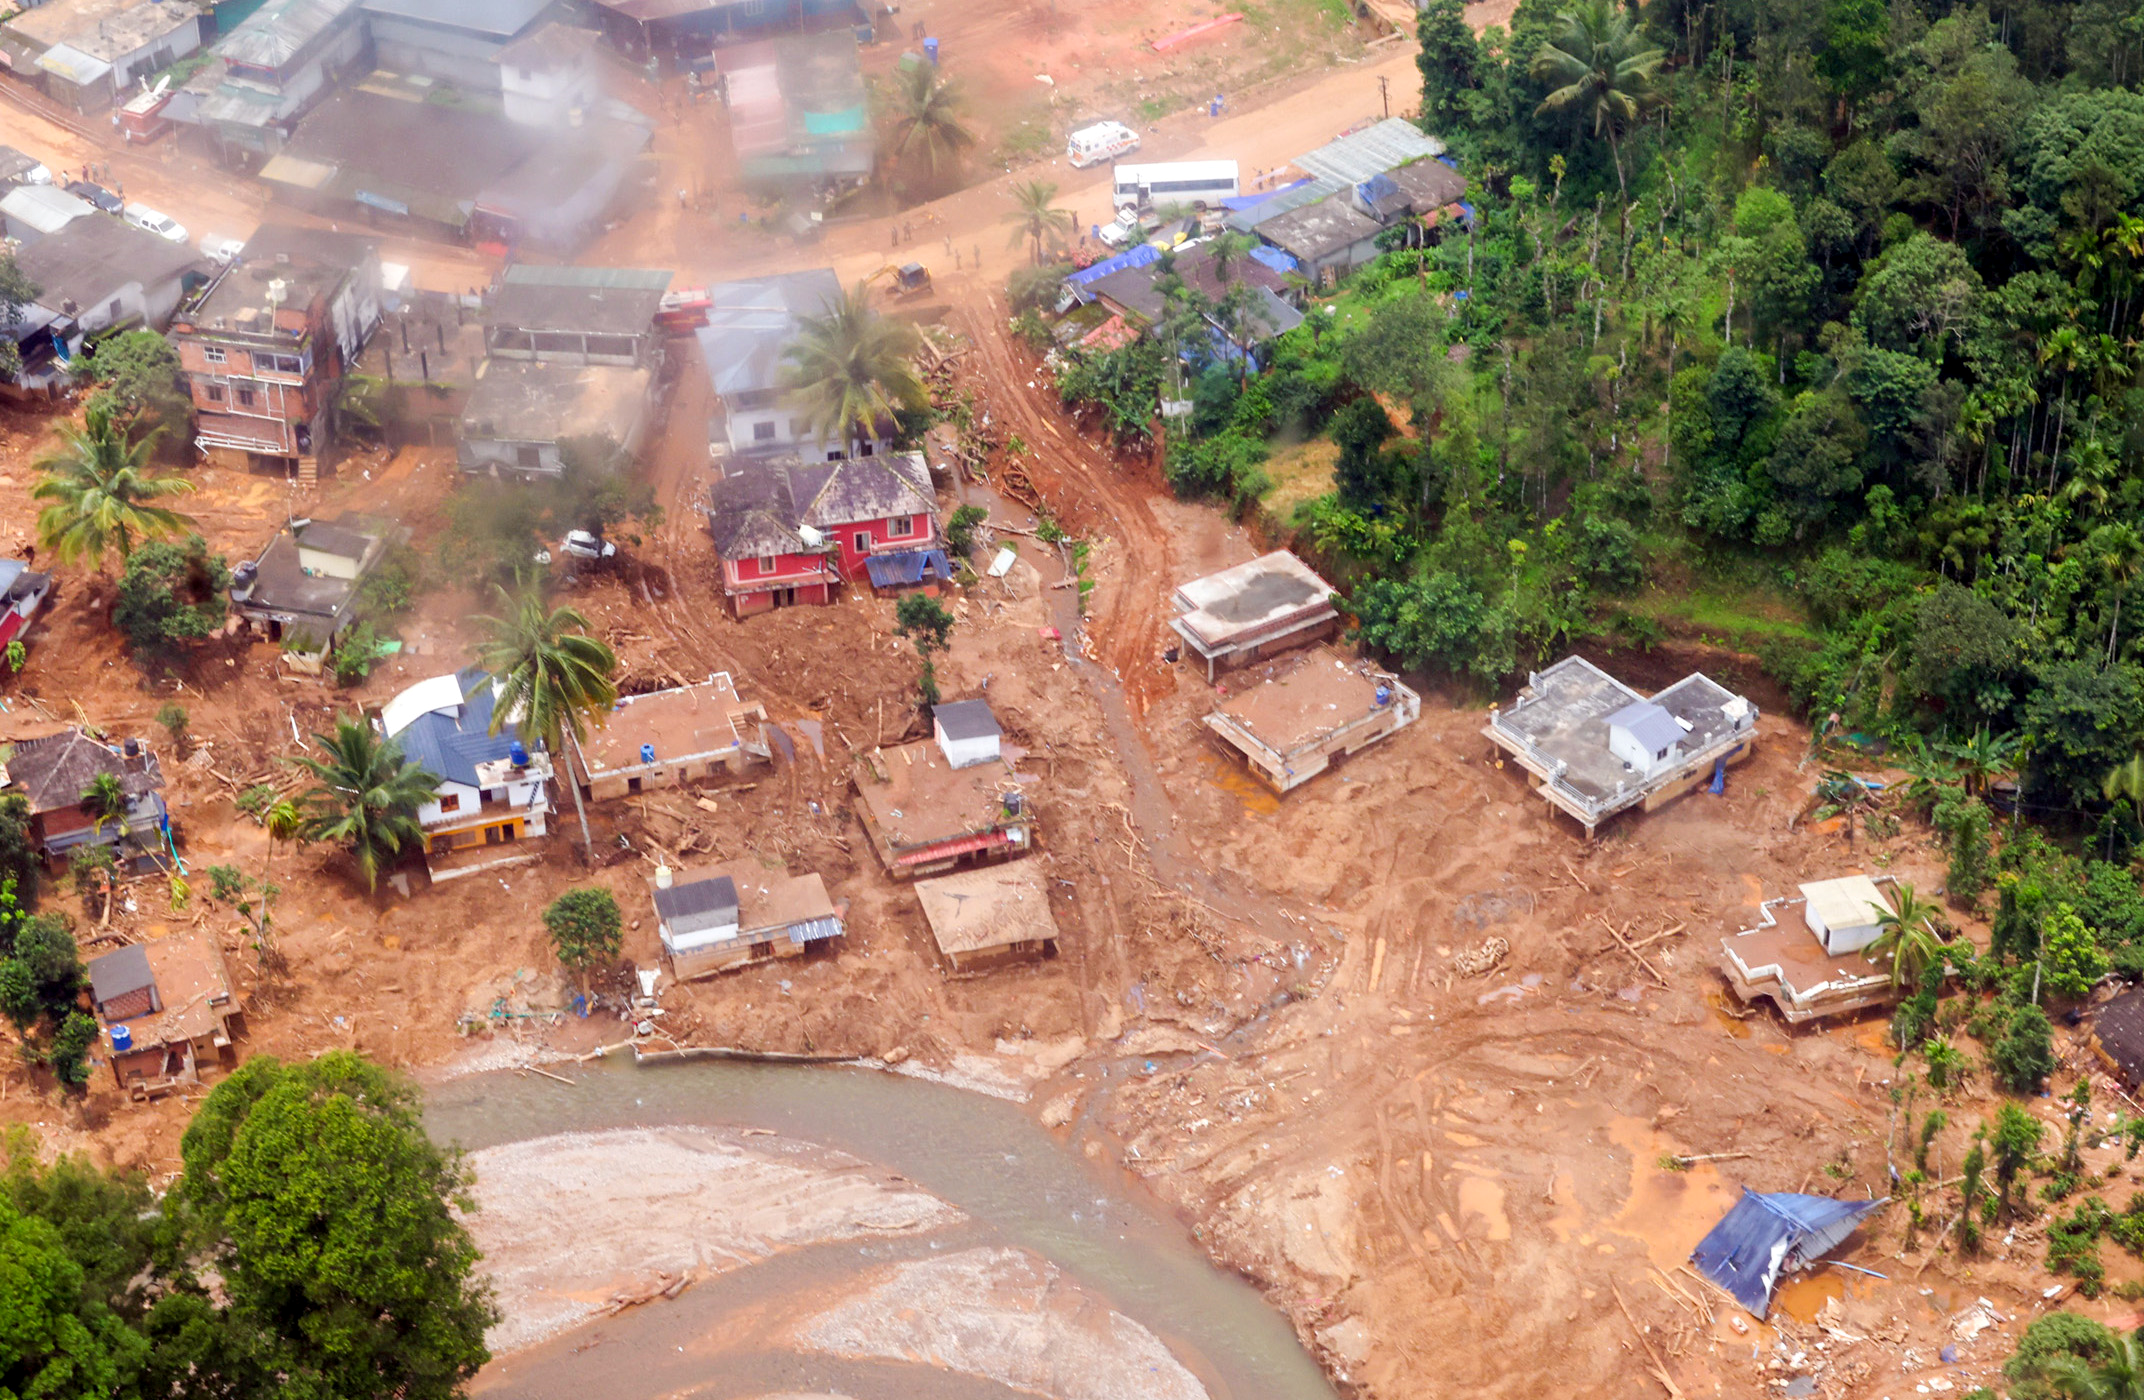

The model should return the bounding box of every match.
[16,0,2144,1398]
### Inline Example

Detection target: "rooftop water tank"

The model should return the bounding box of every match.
[509,740,529,768]
[655,863,673,890]
[110,1023,132,1052]
[1374,684,1392,706]
[640,743,656,764]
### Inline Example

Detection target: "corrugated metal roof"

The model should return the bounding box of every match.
[501,264,675,291]
[359,0,552,38]
[35,42,111,85]
[1292,117,1445,188]
[215,0,363,70]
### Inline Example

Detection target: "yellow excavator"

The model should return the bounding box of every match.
[867,262,934,299]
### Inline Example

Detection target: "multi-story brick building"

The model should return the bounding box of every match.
[169,224,381,471]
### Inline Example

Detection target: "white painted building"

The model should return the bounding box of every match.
[1800,875,1895,956]
[933,700,1003,770]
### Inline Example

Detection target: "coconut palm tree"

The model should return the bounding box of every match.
[1869,882,1950,992]
[885,61,976,181]
[1530,0,1666,206]
[31,402,196,568]
[79,772,129,834]
[285,717,440,892]
[781,282,929,459]
[475,575,617,854]
[2088,520,2144,663]
[1003,179,1075,264]
[2033,1327,2144,1400]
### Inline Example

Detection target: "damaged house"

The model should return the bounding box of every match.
[381,668,554,882]
[572,671,771,801]
[705,451,942,616]
[2,727,168,869]
[228,513,390,660]
[1204,647,1420,794]
[1717,875,1904,1025]
[652,861,845,980]
[852,699,1035,878]
[87,932,243,1095]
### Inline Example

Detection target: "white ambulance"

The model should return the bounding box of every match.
[1066,121,1140,169]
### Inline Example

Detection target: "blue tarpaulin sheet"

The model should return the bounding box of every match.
[1248,244,1299,275]
[1220,179,1309,211]
[1065,243,1162,289]
[865,548,952,588]
[1690,1190,1886,1316]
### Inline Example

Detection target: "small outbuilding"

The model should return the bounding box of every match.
[914,861,1061,975]
[932,700,1002,770]
[1800,875,1894,956]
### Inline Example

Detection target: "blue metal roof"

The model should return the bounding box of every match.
[864,547,952,588]
[390,667,528,788]
[1690,1191,1886,1316]
[1064,242,1161,290]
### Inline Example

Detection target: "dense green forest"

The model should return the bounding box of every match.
[1053,0,2144,863]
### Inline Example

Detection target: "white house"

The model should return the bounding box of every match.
[498,22,601,127]
[1606,699,1683,779]
[1800,875,1895,956]
[380,669,553,881]
[933,700,1003,770]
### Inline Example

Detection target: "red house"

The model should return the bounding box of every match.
[707,452,945,617]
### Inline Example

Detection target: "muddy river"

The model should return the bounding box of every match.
[426,1056,1336,1400]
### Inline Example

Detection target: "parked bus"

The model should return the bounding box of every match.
[1110,160,1239,211]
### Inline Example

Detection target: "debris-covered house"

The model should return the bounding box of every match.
[573,672,770,801]
[1,727,168,868]
[2092,987,2144,1092]
[653,861,845,980]
[174,0,370,161]
[705,451,942,616]
[381,668,554,881]
[852,699,1035,878]
[1484,655,1759,837]
[228,513,389,656]
[1205,647,1420,794]
[0,0,206,112]
[717,32,874,195]
[915,861,1061,975]
[1067,241,1303,361]
[699,268,857,461]
[458,360,657,478]
[170,224,383,470]
[1170,550,1340,682]
[1716,875,1901,1025]
[87,932,243,1095]
[1228,119,1464,280]
[484,264,673,368]
[350,288,490,446]
[1249,199,1383,282]
[9,214,206,378]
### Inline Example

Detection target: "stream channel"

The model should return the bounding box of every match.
[427,1056,1337,1400]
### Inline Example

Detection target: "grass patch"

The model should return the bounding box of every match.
[1260,437,1339,522]
[1621,582,1816,647]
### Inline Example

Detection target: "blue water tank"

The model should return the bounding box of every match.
[110,1023,132,1052]
[1374,684,1392,706]
[640,743,656,764]
[923,35,939,61]
[509,740,529,767]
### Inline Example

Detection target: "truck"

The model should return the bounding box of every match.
[1066,120,1140,169]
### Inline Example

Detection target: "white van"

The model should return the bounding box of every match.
[1110,160,1239,212]
[123,203,187,244]
[1067,120,1140,169]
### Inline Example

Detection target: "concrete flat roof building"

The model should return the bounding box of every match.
[914,861,1061,975]
[852,736,1034,879]
[1205,648,1420,793]
[574,672,770,801]
[457,360,654,477]
[1171,550,1339,681]
[1718,877,1901,1025]
[1484,655,1759,836]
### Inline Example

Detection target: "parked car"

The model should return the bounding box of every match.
[560,530,616,563]
[1096,208,1146,249]
[122,203,187,244]
[65,180,121,214]
[199,234,245,265]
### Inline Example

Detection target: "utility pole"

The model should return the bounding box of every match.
[1378,75,1389,118]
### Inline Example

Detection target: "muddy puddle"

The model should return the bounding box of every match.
[426,1057,1336,1400]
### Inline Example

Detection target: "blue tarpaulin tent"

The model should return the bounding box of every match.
[1689,1190,1887,1316]
[1065,243,1163,291]
[864,548,952,588]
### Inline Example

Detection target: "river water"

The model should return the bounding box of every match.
[426,1057,1336,1400]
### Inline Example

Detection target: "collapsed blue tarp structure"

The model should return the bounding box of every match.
[1064,243,1163,291]
[864,548,952,588]
[1689,1190,1887,1316]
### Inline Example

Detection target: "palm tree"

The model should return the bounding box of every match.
[2034,1327,2144,1400]
[1869,882,1950,992]
[1530,0,1666,206]
[2088,521,2144,663]
[79,772,129,834]
[781,283,929,459]
[31,402,196,568]
[1003,179,1075,264]
[475,576,618,854]
[285,718,439,892]
[885,61,976,180]
[1942,727,2021,799]
[2106,755,2144,846]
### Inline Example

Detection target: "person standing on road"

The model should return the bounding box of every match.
[972,244,980,269]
